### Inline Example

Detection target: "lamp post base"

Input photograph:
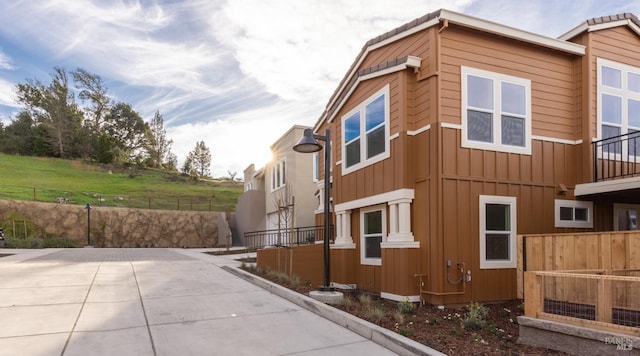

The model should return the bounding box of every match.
[309,290,344,305]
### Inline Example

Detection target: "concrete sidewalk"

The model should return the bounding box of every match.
[0,248,398,356]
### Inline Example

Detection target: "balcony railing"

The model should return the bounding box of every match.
[593,131,640,182]
[243,225,334,251]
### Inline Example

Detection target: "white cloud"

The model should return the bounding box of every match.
[0,50,13,70]
[214,0,475,105]
[3,0,638,178]
[168,99,309,177]
[0,78,17,108]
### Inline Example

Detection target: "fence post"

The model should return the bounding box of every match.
[524,272,543,318]
[597,276,612,323]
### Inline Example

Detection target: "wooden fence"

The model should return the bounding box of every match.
[517,231,640,298]
[524,271,640,337]
[519,231,640,337]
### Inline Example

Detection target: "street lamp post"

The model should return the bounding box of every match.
[85,203,91,246]
[294,128,333,291]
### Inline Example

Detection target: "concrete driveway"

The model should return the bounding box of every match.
[0,248,397,356]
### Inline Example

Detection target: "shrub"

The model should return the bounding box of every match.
[339,295,353,309]
[5,236,78,248]
[365,305,385,324]
[358,293,372,306]
[398,297,416,314]
[289,274,301,289]
[398,324,414,337]
[393,310,405,324]
[463,302,488,330]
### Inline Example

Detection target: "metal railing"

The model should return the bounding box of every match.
[0,185,234,211]
[243,225,334,251]
[593,131,640,182]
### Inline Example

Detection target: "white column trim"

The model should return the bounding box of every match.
[332,210,355,249]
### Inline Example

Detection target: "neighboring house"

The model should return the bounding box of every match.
[265,125,318,234]
[303,9,640,304]
[237,125,320,247]
[235,164,266,245]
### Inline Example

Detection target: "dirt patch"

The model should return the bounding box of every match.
[244,266,568,356]
[0,253,14,258]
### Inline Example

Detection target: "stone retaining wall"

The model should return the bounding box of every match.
[0,200,233,248]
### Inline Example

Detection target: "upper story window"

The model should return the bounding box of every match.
[461,66,531,155]
[270,158,285,191]
[341,85,390,175]
[597,58,640,155]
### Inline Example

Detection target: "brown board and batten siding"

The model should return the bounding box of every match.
[585,26,640,142]
[411,25,584,303]
[333,75,406,204]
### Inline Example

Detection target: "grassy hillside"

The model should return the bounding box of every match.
[0,153,243,211]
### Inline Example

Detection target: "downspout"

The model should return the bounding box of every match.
[434,17,446,303]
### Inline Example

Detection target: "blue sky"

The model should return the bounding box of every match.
[0,0,638,177]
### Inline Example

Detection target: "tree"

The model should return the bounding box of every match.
[147,110,174,169]
[96,132,114,164]
[15,67,83,158]
[71,68,111,131]
[164,152,178,171]
[0,111,36,155]
[181,155,195,177]
[104,102,149,163]
[186,140,211,177]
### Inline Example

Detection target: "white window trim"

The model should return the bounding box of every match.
[341,85,391,175]
[555,200,593,228]
[270,157,286,192]
[360,204,386,266]
[479,195,517,269]
[596,58,640,157]
[461,66,532,155]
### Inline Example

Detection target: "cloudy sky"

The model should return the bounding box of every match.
[0,0,638,177]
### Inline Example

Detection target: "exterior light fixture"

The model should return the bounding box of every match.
[293,128,333,291]
[85,203,92,247]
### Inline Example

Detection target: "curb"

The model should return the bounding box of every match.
[222,265,445,356]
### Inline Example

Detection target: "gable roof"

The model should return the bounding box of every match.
[314,8,586,132]
[559,13,640,40]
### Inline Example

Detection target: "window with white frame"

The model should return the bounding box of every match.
[361,205,386,266]
[479,195,517,269]
[555,200,593,228]
[461,66,531,155]
[597,58,640,156]
[342,85,390,174]
[270,158,286,191]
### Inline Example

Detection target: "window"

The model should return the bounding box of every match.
[479,195,517,269]
[342,85,390,174]
[462,67,531,155]
[597,58,640,156]
[361,205,386,266]
[270,158,285,191]
[555,200,593,228]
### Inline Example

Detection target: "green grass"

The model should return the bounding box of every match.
[0,153,243,211]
